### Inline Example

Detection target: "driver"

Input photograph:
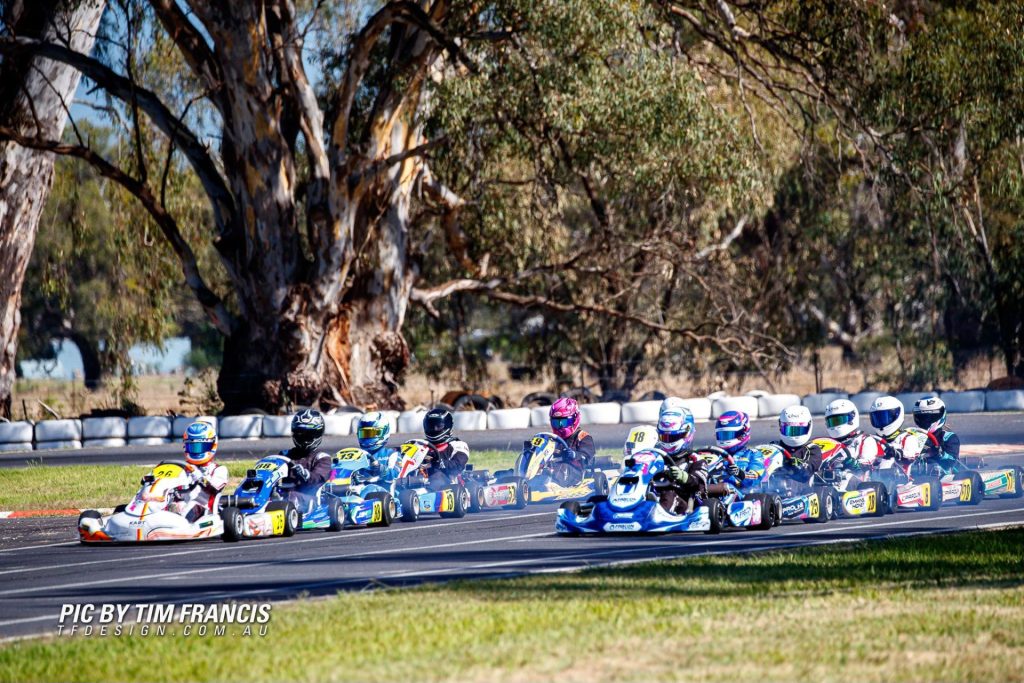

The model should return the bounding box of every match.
[283,409,333,504]
[422,408,471,488]
[355,411,396,477]
[715,411,763,490]
[179,421,229,522]
[869,395,924,462]
[913,396,961,471]
[656,408,707,514]
[774,405,824,484]
[548,397,596,485]
[823,399,890,469]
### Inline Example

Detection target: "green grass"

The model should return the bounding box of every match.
[1,528,1022,682]
[0,451,519,511]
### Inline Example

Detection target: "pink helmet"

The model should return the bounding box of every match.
[549,397,581,439]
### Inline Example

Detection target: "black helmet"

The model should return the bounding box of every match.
[291,409,325,451]
[423,408,453,444]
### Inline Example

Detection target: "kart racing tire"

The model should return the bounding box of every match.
[467,481,485,513]
[917,477,944,511]
[266,501,299,536]
[855,481,887,517]
[113,504,127,514]
[586,494,609,505]
[77,509,102,544]
[221,506,244,542]
[399,489,420,522]
[592,471,610,497]
[327,497,345,531]
[439,485,470,519]
[705,498,725,535]
[559,500,582,517]
[365,491,396,527]
[809,487,833,523]
[750,493,780,531]
[958,471,985,506]
[502,476,530,510]
[1000,466,1024,499]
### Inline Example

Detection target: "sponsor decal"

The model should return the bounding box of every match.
[199,520,213,528]
[782,501,804,518]
[983,472,1011,494]
[603,522,641,532]
[900,488,922,505]
[729,504,753,526]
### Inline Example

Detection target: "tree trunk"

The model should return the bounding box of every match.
[0,0,105,418]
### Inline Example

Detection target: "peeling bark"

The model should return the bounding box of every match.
[0,0,105,418]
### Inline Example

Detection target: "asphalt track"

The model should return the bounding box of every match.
[1,413,1023,641]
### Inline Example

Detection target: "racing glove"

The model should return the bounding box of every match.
[668,465,689,484]
[291,463,310,482]
[727,464,743,479]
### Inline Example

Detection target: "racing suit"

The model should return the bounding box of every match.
[883,429,928,463]
[423,437,471,489]
[725,446,766,491]
[176,461,228,523]
[553,430,596,486]
[837,430,892,469]
[363,445,398,480]
[283,446,333,508]
[918,427,961,474]
[774,441,824,485]
[660,451,708,515]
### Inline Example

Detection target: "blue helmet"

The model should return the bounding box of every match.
[357,411,391,451]
[183,420,217,466]
[656,408,695,455]
[715,411,751,454]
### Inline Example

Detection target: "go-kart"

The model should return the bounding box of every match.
[78,460,224,543]
[556,448,730,535]
[497,432,620,504]
[696,446,782,529]
[902,427,1022,502]
[748,444,835,524]
[389,440,477,520]
[804,438,891,518]
[219,454,343,541]
[325,448,398,527]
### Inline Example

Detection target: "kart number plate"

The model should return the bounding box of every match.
[958,480,972,502]
[334,449,364,461]
[808,496,819,518]
[269,510,285,535]
[370,502,383,524]
[256,462,278,471]
[153,464,184,479]
[441,489,456,512]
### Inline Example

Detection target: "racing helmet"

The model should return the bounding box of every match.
[357,411,391,451]
[656,408,695,455]
[869,395,904,438]
[549,397,581,439]
[715,411,751,454]
[183,420,217,466]
[423,408,454,444]
[913,396,946,432]
[778,405,812,448]
[659,396,686,418]
[291,409,325,452]
[824,399,859,439]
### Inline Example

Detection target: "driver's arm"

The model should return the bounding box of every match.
[307,453,333,487]
[574,433,596,466]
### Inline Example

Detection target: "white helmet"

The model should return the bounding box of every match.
[869,395,904,438]
[659,396,685,418]
[913,396,946,432]
[778,405,812,448]
[824,399,859,439]
[656,409,695,455]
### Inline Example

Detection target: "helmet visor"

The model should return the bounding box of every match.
[658,425,693,444]
[913,411,942,429]
[780,424,810,438]
[424,416,448,438]
[825,413,853,429]
[550,416,575,430]
[185,441,213,455]
[870,408,902,429]
[715,427,744,443]
[357,426,386,440]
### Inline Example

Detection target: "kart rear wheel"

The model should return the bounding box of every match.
[855,481,887,517]
[112,504,127,514]
[958,471,984,506]
[467,482,485,513]
[502,476,530,510]
[704,498,725,535]
[327,497,345,532]
[266,501,300,536]
[750,494,779,531]
[1000,466,1024,499]
[559,500,582,517]
[440,485,470,519]
[592,471,609,497]
[811,487,833,523]
[221,506,244,542]
[366,491,396,527]
[917,477,944,510]
[399,489,420,522]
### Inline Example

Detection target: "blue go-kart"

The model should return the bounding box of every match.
[219,454,343,541]
[326,448,398,527]
[556,448,728,535]
[697,446,782,530]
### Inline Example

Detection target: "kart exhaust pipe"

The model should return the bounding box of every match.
[220,495,258,509]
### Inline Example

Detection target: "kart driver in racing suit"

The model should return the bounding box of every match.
[773,405,824,484]
[715,411,764,490]
[422,408,471,489]
[283,409,333,507]
[823,399,893,469]
[656,408,707,514]
[548,397,596,486]
[355,411,396,478]
[869,395,926,463]
[912,397,961,473]
[177,421,229,522]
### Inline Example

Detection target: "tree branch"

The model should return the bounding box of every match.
[147,0,225,112]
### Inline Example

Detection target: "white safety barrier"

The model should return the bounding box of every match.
[127,416,172,439]
[530,406,550,428]
[261,415,293,438]
[128,437,173,446]
[744,389,770,398]
[324,413,354,436]
[0,442,32,452]
[940,390,985,413]
[850,392,884,413]
[756,394,800,418]
[218,415,263,440]
[986,389,1024,412]
[802,392,849,415]
[453,410,488,431]
[487,408,531,430]
[85,438,128,449]
[82,417,128,440]
[397,409,427,434]
[0,420,34,443]
[679,398,713,421]
[35,440,82,450]
[620,401,660,424]
[579,402,622,425]
[172,415,216,437]
[706,391,728,401]
[895,392,938,413]
[712,396,759,419]
[34,419,82,442]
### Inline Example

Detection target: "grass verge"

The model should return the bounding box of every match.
[0,451,519,511]
[1,528,1023,682]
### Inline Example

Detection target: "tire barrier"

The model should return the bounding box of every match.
[218,415,263,440]
[261,415,292,438]
[35,439,82,450]
[83,438,128,449]
[127,416,172,439]
[486,408,531,430]
[802,392,849,415]
[81,417,128,440]
[323,413,354,436]
[0,420,34,444]
[744,389,771,398]
[128,437,173,446]
[530,406,550,428]
[0,441,33,452]
[986,389,1024,412]
[756,393,800,418]
[712,396,760,419]
[850,391,885,413]
[940,390,985,413]
[620,400,660,424]
[34,419,82,442]
[452,410,488,431]
[579,402,622,425]
[397,409,427,434]
[172,415,216,438]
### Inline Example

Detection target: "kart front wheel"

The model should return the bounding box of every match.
[221,506,244,542]
[366,491,396,527]
[592,471,609,497]
[957,471,984,506]
[327,497,345,532]
[704,498,725,535]
[399,489,420,522]
[811,487,833,523]
[504,476,529,510]
[266,501,299,536]
[440,485,470,519]
[467,482,485,513]
[856,481,887,517]
[1000,466,1024,499]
